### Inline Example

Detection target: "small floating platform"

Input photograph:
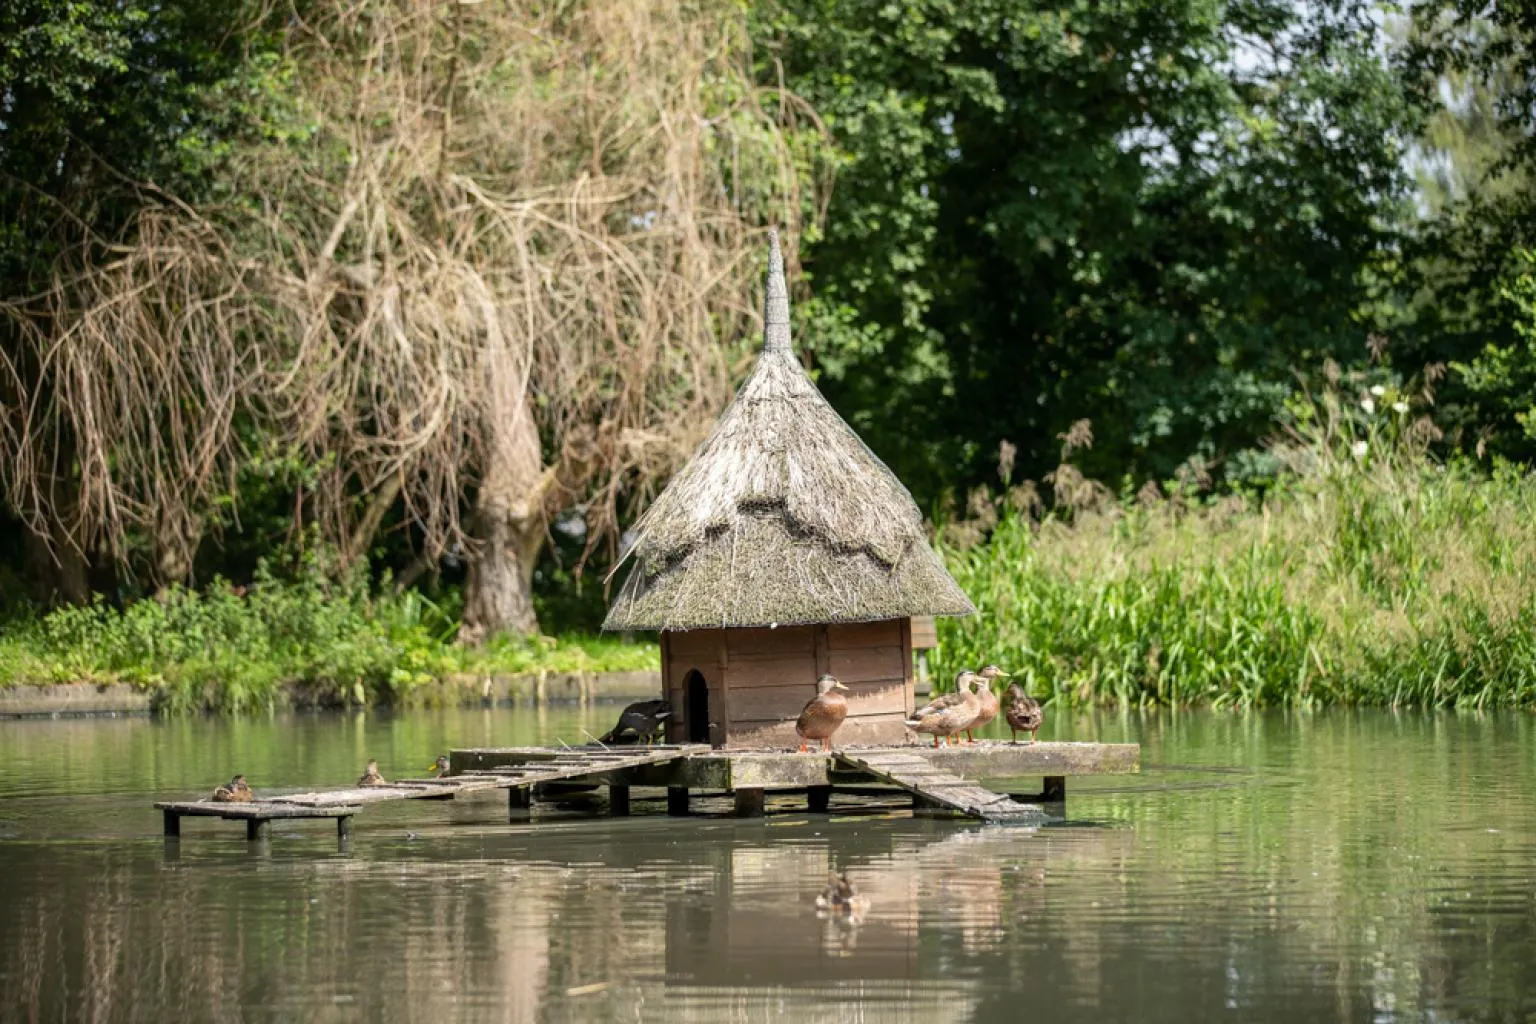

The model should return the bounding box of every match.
[154,741,1137,845]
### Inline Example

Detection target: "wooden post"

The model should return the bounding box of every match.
[667,787,690,816]
[1042,776,1066,802]
[246,818,269,842]
[162,810,181,838]
[509,786,532,816]
[734,788,765,818]
[807,785,832,813]
[608,785,631,817]
[337,816,353,841]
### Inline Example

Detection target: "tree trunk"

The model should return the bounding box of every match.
[460,386,549,643]
[460,499,544,643]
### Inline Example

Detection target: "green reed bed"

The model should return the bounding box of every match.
[0,562,655,713]
[934,390,1536,709]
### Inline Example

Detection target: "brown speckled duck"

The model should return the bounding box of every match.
[427,755,451,778]
[796,675,849,753]
[815,871,868,915]
[1004,683,1043,744]
[905,671,981,747]
[357,760,388,787]
[211,775,253,803]
[964,664,1010,742]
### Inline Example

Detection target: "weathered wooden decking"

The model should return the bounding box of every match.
[154,740,1139,845]
[156,744,708,843]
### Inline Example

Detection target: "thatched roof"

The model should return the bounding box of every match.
[602,231,975,632]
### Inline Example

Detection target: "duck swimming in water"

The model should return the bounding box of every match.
[905,671,981,747]
[598,699,673,745]
[357,759,387,787]
[1004,683,1043,744]
[796,675,849,753]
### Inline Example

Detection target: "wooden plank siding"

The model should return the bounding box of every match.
[910,616,938,650]
[660,628,727,746]
[663,619,916,749]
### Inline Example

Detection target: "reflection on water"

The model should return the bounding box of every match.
[1,707,1535,1022]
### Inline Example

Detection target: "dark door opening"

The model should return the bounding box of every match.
[684,670,710,744]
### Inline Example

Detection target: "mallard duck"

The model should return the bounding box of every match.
[905,671,981,747]
[598,699,673,745]
[357,759,388,787]
[1004,683,1043,744]
[965,664,1010,742]
[796,675,849,753]
[427,755,451,778]
[816,870,870,920]
[211,774,254,803]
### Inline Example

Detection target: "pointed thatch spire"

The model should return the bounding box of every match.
[763,228,791,354]
[602,230,974,631]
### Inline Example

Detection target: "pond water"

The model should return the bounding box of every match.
[1,705,1533,1022]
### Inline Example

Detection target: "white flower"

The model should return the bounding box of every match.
[1392,401,1408,414]
[1351,440,1369,458]
[1370,384,1386,397]
[1361,397,1375,415]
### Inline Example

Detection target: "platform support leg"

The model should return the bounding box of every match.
[337,816,353,841]
[807,785,832,813]
[1042,776,1066,802]
[508,786,532,818]
[608,785,631,817]
[246,818,269,842]
[734,788,765,818]
[163,810,181,838]
[667,787,690,817]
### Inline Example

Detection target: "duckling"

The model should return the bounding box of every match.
[357,759,388,787]
[1004,683,1043,744]
[796,675,849,753]
[211,774,254,803]
[598,699,673,745]
[427,755,451,778]
[964,664,1010,742]
[905,671,981,747]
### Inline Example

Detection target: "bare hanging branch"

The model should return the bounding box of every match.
[0,0,830,618]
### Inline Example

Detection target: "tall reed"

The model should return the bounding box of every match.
[934,376,1536,709]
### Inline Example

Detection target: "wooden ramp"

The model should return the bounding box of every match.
[833,749,1041,822]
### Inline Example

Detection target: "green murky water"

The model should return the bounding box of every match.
[1,706,1534,1022]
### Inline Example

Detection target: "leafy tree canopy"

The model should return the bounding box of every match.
[757,0,1416,502]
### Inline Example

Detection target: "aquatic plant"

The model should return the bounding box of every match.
[934,374,1536,710]
[0,558,656,712]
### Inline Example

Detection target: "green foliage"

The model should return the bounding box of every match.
[933,376,1536,709]
[0,552,656,712]
[756,0,1415,500]
[1453,250,1536,441]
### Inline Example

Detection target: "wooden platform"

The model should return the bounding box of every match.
[153,740,1138,845]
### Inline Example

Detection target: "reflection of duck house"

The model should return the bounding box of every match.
[603,234,975,749]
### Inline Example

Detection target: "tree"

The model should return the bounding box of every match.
[1393,3,1536,459]
[0,0,285,601]
[755,0,1416,501]
[2,0,821,637]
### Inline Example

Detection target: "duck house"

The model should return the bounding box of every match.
[602,232,975,748]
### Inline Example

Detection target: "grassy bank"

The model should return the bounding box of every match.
[0,565,655,713]
[933,385,1536,709]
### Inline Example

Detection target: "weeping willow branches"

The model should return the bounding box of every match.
[1,0,825,624]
